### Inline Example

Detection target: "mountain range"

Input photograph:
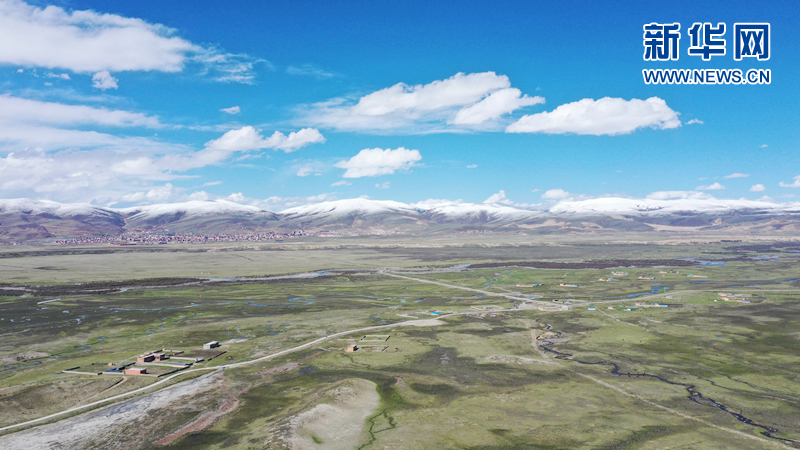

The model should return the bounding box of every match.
[2,197,800,242]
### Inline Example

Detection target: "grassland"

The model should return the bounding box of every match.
[1,236,799,449]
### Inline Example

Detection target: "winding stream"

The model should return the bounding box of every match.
[539,337,799,445]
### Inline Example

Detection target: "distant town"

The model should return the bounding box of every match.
[41,228,402,246]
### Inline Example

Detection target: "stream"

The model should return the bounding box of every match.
[539,337,799,445]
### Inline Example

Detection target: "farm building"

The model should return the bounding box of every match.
[203,341,220,350]
[346,345,358,352]
[137,354,155,363]
[124,367,147,375]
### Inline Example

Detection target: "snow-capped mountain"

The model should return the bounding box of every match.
[546,197,797,216]
[281,198,418,219]
[281,198,423,229]
[120,200,271,219]
[417,201,544,224]
[2,196,800,241]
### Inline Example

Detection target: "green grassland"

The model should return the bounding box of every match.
[1,238,800,448]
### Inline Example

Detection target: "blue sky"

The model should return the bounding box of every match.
[0,0,798,210]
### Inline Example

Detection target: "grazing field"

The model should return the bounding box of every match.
[1,236,800,449]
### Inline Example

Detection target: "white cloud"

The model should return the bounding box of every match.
[204,126,325,153]
[757,195,773,202]
[45,72,69,80]
[646,191,715,200]
[334,147,421,178]
[484,190,511,204]
[220,106,240,114]
[450,88,544,125]
[122,183,180,203]
[541,189,570,199]
[760,144,768,148]
[686,118,703,124]
[295,162,323,177]
[779,176,800,188]
[0,0,259,83]
[466,164,478,169]
[750,184,766,192]
[202,181,222,186]
[286,64,338,79]
[0,0,195,72]
[331,180,351,186]
[375,181,391,189]
[724,173,749,179]
[779,194,797,198]
[0,95,161,128]
[296,166,314,177]
[298,72,541,132]
[695,182,725,190]
[506,97,680,135]
[91,71,118,90]
[0,126,323,202]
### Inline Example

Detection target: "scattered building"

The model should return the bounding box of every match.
[718,292,750,303]
[516,283,542,287]
[124,367,147,375]
[612,271,628,276]
[203,341,220,350]
[635,302,669,308]
[559,283,578,287]
[638,276,656,280]
[137,354,155,363]
[346,345,358,352]
[587,307,596,310]
[687,274,708,278]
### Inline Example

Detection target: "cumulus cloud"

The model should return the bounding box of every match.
[0,0,259,83]
[466,164,478,168]
[724,173,749,178]
[121,183,180,203]
[506,97,680,135]
[220,106,240,114]
[298,72,542,132]
[450,88,544,125]
[541,189,571,199]
[646,191,715,200]
[0,126,323,202]
[375,181,391,189]
[686,118,703,124]
[331,180,351,186]
[779,176,800,188]
[204,126,325,153]
[91,71,118,90]
[760,144,768,148]
[334,147,421,178]
[695,182,725,190]
[750,184,766,192]
[484,190,510,204]
[780,176,800,188]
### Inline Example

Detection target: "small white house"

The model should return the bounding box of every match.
[203,341,220,350]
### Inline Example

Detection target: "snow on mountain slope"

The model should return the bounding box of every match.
[547,197,800,216]
[417,201,543,223]
[280,198,419,219]
[119,200,271,220]
[0,198,119,218]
